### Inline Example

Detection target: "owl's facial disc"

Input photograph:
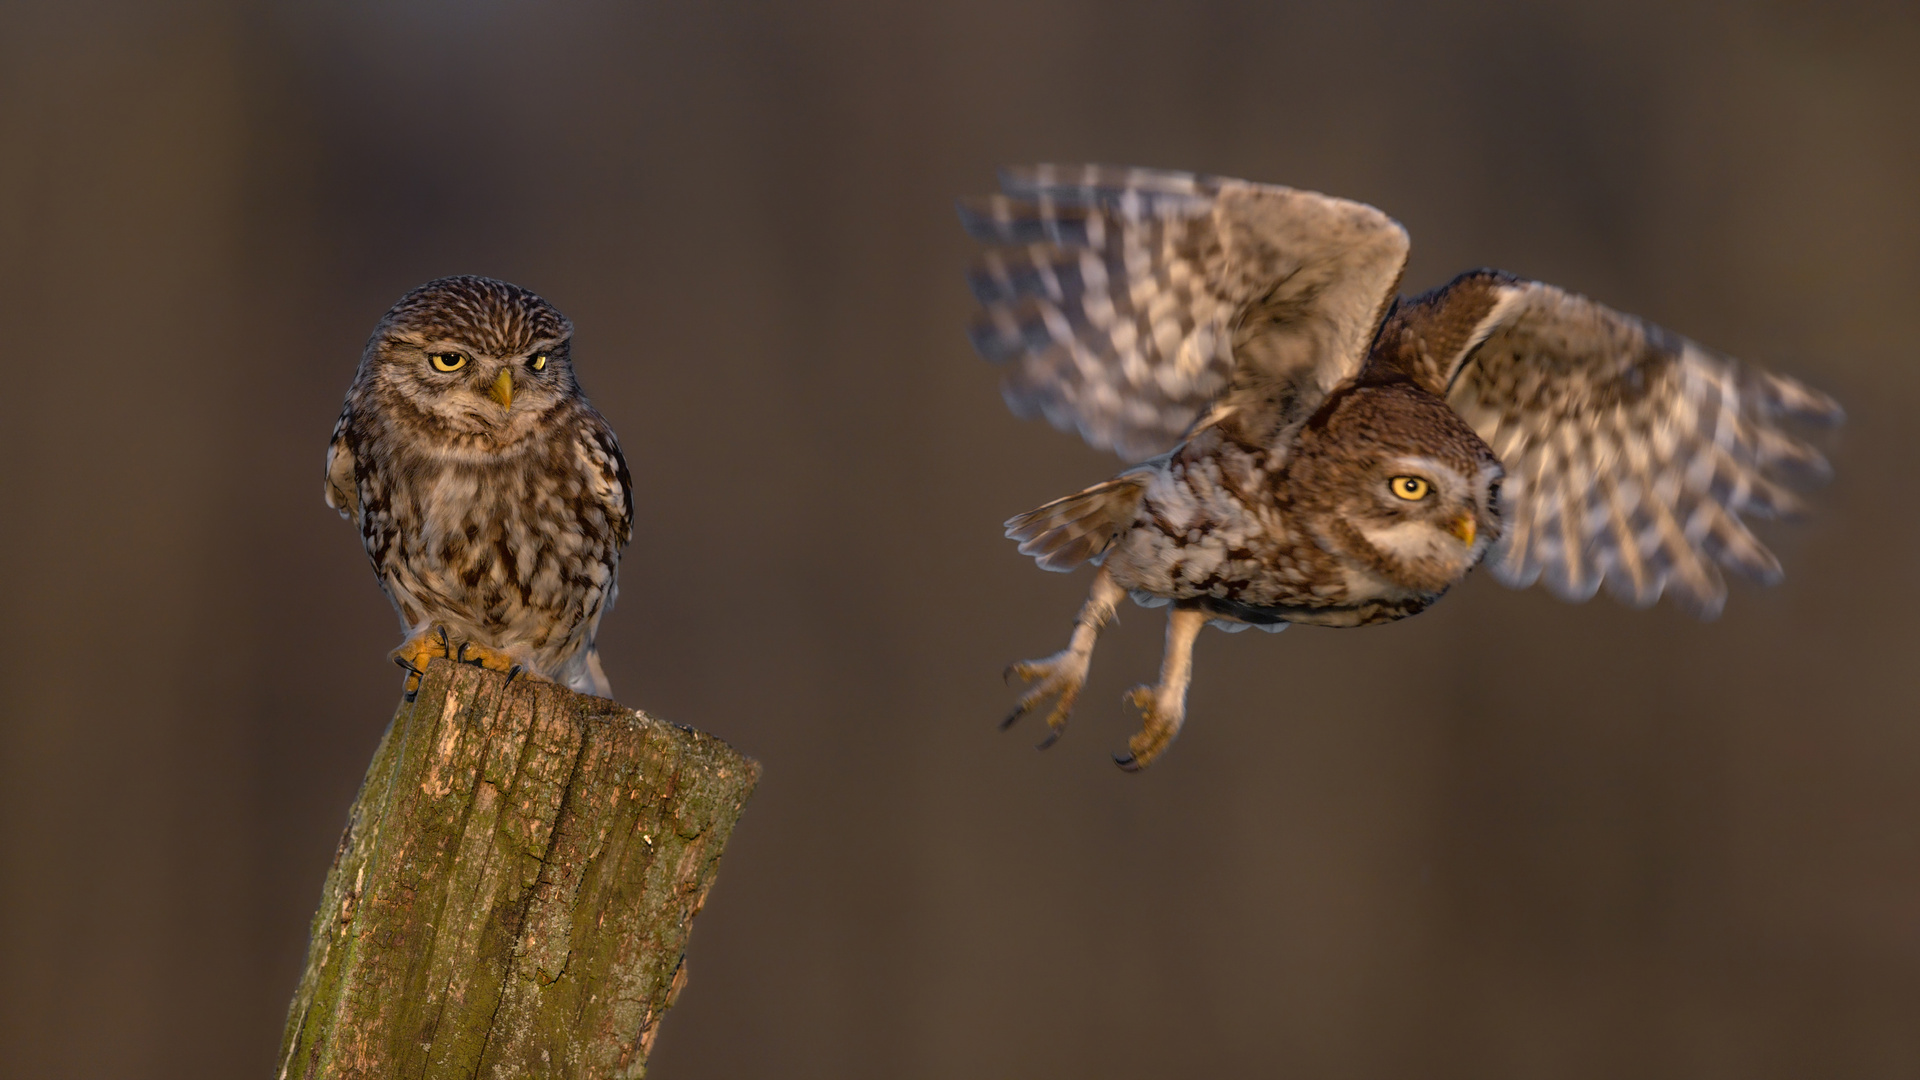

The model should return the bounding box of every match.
[358,276,583,452]
[374,333,575,446]
[1342,454,1501,593]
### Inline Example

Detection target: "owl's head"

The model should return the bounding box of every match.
[357,276,582,449]
[1288,380,1504,597]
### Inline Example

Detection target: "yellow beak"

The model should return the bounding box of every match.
[489,369,514,409]
[1449,512,1477,546]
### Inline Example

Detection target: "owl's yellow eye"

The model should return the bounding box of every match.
[1389,476,1431,501]
[529,354,548,372]
[429,352,468,373]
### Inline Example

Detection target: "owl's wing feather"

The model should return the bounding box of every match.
[1004,469,1152,572]
[961,164,1410,461]
[571,406,630,698]
[577,409,633,548]
[324,404,359,519]
[1428,273,1841,617]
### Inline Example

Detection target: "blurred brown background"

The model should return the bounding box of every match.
[2,1,1916,1076]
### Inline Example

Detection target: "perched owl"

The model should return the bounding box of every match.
[325,276,632,701]
[962,165,1841,770]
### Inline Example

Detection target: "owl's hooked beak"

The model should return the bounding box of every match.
[1448,512,1477,547]
[489,369,514,409]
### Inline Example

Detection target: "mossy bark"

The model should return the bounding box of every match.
[277,660,759,1079]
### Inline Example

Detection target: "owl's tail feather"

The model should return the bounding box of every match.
[1005,473,1149,573]
[580,648,612,700]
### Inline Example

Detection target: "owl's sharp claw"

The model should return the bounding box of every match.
[506,664,522,683]
[1112,751,1140,772]
[393,657,425,703]
[1035,729,1062,751]
[999,706,1026,731]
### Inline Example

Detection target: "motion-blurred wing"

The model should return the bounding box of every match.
[1435,274,1842,617]
[960,164,1409,461]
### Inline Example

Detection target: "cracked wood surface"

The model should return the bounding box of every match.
[278,660,760,1079]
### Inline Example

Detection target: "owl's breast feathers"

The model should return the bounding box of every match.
[337,398,630,677]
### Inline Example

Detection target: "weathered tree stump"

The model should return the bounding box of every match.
[278,659,759,1079]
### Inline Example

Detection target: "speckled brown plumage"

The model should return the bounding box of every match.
[963,165,1842,770]
[326,276,632,699]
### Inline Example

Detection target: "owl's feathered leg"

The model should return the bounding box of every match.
[1113,605,1207,772]
[1003,566,1125,749]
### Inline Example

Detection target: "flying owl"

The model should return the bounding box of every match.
[325,276,632,701]
[961,165,1841,770]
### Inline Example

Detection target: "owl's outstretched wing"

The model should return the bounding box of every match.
[960,165,1410,461]
[1413,271,1841,617]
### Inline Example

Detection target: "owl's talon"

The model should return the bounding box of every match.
[392,656,425,703]
[1117,682,1187,772]
[1107,609,1206,771]
[448,640,548,686]
[389,625,457,703]
[1035,729,1062,751]
[1000,650,1087,747]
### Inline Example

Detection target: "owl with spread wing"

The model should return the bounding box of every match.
[961,165,1841,771]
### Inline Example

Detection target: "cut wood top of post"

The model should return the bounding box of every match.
[279,659,760,1080]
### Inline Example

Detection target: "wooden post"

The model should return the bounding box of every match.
[277,659,760,1079]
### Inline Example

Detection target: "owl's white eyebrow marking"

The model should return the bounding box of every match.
[1359,519,1471,564]
[1385,454,1460,480]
